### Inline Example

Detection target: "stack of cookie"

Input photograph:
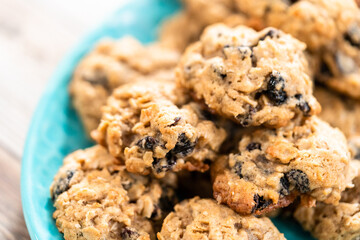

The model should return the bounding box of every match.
[51,0,360,239]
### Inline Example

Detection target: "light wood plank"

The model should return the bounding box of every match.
[0,0,129,238]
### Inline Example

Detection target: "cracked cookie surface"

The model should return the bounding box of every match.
[212,116,351,215]
[157,197,286,240]
[50,145,178,240]
[70,36,180,133]
[92,80,227,177]
[176,24,320,127]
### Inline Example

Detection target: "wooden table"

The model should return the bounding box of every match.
[0,0,128,238]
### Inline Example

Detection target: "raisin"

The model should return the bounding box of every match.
[234,223,242,229]
[233,161,243,178]
[52,170,75,201]
[252,194,273,213]
[259,29,279,42]
[295,94,311,116]
[265,72,288,105]
[120,227,140,240]
[236,105,256,126]
[171,133,196,157]
[279,175,290,196]
[168,117,181,127]
[82,69,108,87]
[136,136,158,151]
[213,66,227,80]
[285,169,310,193]
[344,25,360,48]
[246,142,261,151]
[152,134,196,173]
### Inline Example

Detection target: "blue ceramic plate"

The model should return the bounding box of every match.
[21,0,314,239]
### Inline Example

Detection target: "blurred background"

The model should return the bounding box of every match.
[0,0,128,238]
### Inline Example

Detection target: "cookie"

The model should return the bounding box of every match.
[211,116,351,215]
[157,197,286,240]
[235,0,360,99]
[235,0,358,51]
[69,36,180,133]
[294,162,360,240]
[159,0,262,52]
[314,86,360,138]
[159,0,235,52]
[176,24,320,128]
[92,80,227,177]
[316,19,360,99]
[50,145,178,240]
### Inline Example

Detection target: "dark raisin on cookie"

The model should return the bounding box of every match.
[120,227,140,240]
[152,134,196,173]
[252,194,273,213]
[171,133,196,158]
[236,105,256,126]
[246,142,262,151]
[212,66,227,80]
[233,161,243,178]
[294,94,311,116]
[168,117,182,127]
[264,72,288,106]
[279,175,290,196]
[82,69,109,88]
[344,24,360,48]
[285,169,310,193]
[136,136,158,151]
[52,170,75,201]
[259,29,279,42]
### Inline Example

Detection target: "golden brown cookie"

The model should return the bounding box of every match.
[235,0,360,99]
[212,116,351,215]
[158,197,286,240]
[314,86,360,138]
[70,36,179,133]
[294,158,360,240]
[50,145,178,240]
[92,80,227,177]
[176,24,320,128]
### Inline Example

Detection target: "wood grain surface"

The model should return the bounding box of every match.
[0,0,128,239]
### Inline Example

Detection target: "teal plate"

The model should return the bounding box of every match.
[21,0,314,239]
